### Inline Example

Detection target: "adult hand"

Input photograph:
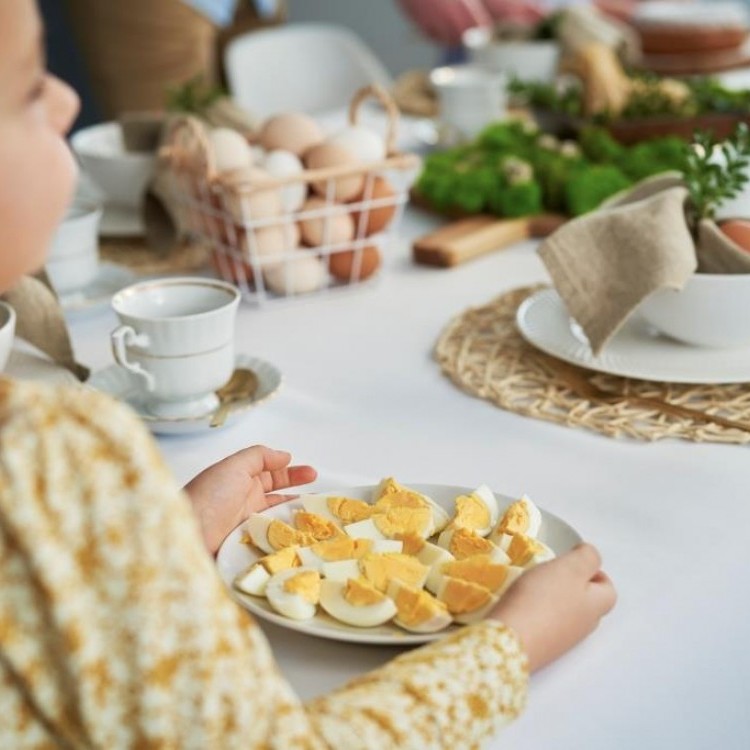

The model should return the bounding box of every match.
[482,0,546,25]
[184,445,317,555]
[491,543,616,671]
[396,0,493,46]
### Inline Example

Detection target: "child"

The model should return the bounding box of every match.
[0,2,616,747]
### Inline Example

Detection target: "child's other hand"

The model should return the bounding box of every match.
[184,446,317,556]
[491,543,616,671]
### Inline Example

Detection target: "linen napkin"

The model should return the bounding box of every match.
[1,274,89,381]
[538,185,697,354]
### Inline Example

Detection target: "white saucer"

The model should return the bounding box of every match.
[516,288,750,384]
[86,354,282,435]
[59,262,137,315]
[99,204,145,238]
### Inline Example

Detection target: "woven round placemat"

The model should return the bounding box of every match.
[435,285,750,443]
[100,237,210,275]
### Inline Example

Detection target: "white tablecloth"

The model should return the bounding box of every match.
[59,114,750,748]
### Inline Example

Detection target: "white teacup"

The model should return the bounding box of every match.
[429,64,507,140]
[111,278,241,418]
[0,301,16,373]
[46,203,102,295]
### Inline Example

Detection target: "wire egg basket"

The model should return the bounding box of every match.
[163,85,420,306]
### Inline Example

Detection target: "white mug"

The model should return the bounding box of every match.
[46,202,102,295]
[110,277,240,418]
[430,64,507,140]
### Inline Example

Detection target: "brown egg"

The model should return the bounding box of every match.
[259,113,323,156]
[209,248,254,285]
[304,143,365,202]
[350,176,397,236]
[328,245,381,282]
[264,253,328,295]
[243,222,301,265]
[299,197,355,247]
[719,219,750,254]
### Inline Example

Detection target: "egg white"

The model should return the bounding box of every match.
[265,567,320,621]
[373,479,450,535]
[450,485,500,537]
[243,514,276,554]
[344,518,387,541]
[233,562,270,597]
[491,495,543,541]
[497,533,555,568]
[319,579,397,628]
[321,559,362,582]
[436,527,511,565]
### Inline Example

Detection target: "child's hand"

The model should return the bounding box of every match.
[184,446,317,556]
[490,543,616,671]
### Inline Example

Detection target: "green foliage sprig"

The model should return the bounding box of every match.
[166,76,225,115]
[681,123,750,229]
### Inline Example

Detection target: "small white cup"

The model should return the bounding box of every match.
[111,277,241,418]
[46,203,102,295]
[430,64,507,141]
[0,301,16,373]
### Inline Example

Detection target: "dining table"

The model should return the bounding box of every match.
[54,114,750,750]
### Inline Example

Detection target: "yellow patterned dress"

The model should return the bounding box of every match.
[0,379,528,749]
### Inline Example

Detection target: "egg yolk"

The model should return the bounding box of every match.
[448,528,495,559]
[374,491,427,513]
[294,512,343,541]
[396,532,426,556]
[372,507,432,538]
[393,584,448,627]
[496,501,530,535]
[310,537,373,561]
[343,578,386,606]
[506,533,544,566]
[259,546,301,574]
[327,497,373,524]
[439,577,493,615]
[283,570,321,604]
[267,520,316,550]
[441,556,509,592]
[453,494,491,531]
[359,553,428,593]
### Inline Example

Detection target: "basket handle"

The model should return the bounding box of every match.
[348,84,400,156]
[160,115,217,181]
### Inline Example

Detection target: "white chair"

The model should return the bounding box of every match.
[224,22,393,118]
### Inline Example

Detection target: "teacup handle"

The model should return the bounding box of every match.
[111,325,156,391]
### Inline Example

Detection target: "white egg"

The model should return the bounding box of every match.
[263,254,327,296]
[327,126,386,163]
[265,567,321,621]
[496,532,555,568]
[491,495,542,540]
[209,127,253,174]
[262,150,307,212]
[319,578,397,627]
[244,222,300,265]
[344,518,387,541]
[233,562,270,597]
[243,514,276,554]
[437,526,511,564]
[387,580,453,633]
[437,576,501,625]
[222,167,283,223]
[250,145,267,163]
[373,478,450,535]
[242,514,312,554]
[300,493,374,525]
[322,559,362,582]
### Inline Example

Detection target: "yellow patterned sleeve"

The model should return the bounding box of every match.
[0,379,527,750]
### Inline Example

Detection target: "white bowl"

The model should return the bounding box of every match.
[70,122,156,208]
[638,272,750,348]
[0,301,16,372]
[463,27,560,83]
[46,203,102,295]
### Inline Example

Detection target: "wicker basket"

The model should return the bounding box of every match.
[163,86,420,305]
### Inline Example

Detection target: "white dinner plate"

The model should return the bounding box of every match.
[517,288,750,384]
[99,204,145,238]
[59,262,137,315]
[216,483,582,646]
[87,354,282,435]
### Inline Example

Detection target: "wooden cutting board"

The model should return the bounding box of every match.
[412,214,566,268]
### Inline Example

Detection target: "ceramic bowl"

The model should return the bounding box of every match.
[463,27,560,83]
[0,301,16,372]
[639,272,750,349]
[46,203,102,295]
[70,122,156,208]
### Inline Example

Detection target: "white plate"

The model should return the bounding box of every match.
[99,204,145,238]
[517,288,750,384]
[59,262,137,315]
[86,354,282,435]
[216,483,582,646]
